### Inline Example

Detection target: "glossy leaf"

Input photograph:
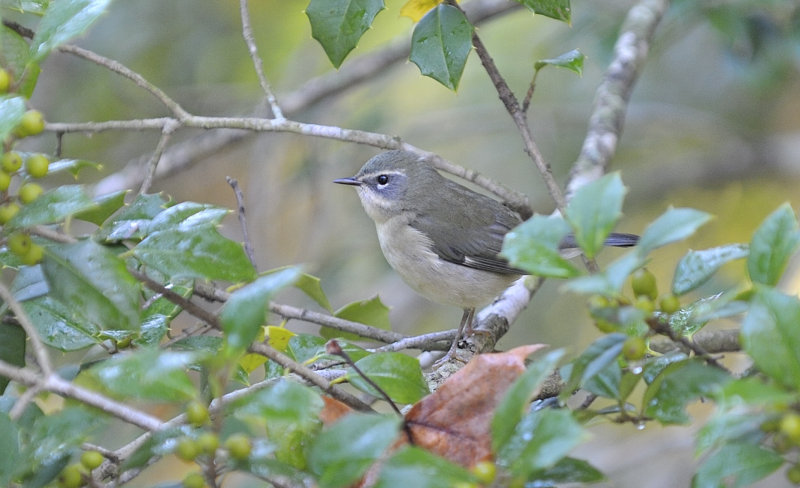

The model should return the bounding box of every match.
[741,287,800,389]
[560,333,626,402]
[27,407,101,466]
[517,0,571,23]
[30,0,113,62]
[529,457,605,484]
[147,201,228,232]
[85,349,200,402]
[492,349,564,452]
[693,443,782,488]
[0,413,20,486]
[534,48,584,75]
[642,360,729,424]
[564,251,643,296]
[565,172,626,258]
[672,244,749,295]
[267,266,333,312]
[375,446,476,488]
[636,207,712,256]
[43,157,102,178]
[306,0,385,68]
[42,240,140,331]
[22,294,100,351]
[73,190,128,226]
[5,185,97,231]
[410,4,473,90]
[0,95,26,141]
[502,214,579,278]
[695,408,769,456]
[308,413,401,488]
[583,360,623,399]
[0,27,39,98]
[0,323,25,394]
[498,408,587,478]
[133,224,256,282]
[220,267,301,356]
[747,203,800,286]
[347,352,429,404]
[323,295,391,339]
[287,334,328,363]
[96,193,169,241]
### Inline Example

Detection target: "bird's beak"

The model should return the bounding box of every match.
[333,177,361,186]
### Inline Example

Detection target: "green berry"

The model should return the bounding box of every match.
[183,472,206,488]
[58,463,83,488]
[622,336,647,361]
[594,318,619,333]
[0,202,20,224]
[17,109,45,137]
[80,450,105,470]
[1,152,22,173]
[7,232,31,257]
[471,460,497,484]
[20,244,43,265]
[634,296,655,315]
[0,171,10,192]
[197,432,219,454]
[26,154,49,178]
[631,268,658,300]
[0,69,10,93]
[659,294,681,314]
[175,437,200,462]
[788,464,800,485]
[224,433,251,460]
[186,401,210,427]
[19,182,43,204]
[780,412,800,444]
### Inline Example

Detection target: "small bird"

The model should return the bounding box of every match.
[335,150,637,362]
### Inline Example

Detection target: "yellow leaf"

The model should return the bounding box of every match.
[400,0,444,22]
[240,353,267,375]
[267,325,295,351]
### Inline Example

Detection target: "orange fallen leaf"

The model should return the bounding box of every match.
[404,344,547,467]
[320,395,353,426]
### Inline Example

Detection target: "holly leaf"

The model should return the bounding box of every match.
[306,0,385,68]
[410,4,473,90]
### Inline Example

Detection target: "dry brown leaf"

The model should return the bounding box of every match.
[320,395,354,426]
[404,344,547,467]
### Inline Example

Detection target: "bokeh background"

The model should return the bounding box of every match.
[19,0,800,485]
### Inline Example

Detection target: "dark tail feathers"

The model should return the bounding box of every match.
[560,232,639,250]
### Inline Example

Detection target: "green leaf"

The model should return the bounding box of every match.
[27,407,101,466]
[741,287,800,389]
[642,359,729,424]
[560,333,626,402]
[306,0,385,68]
[375,446,476,488]
[564,251,644,296]
[1,27,39,98]
[529,457,606,484]
[672,244,749,295]
[492,349,564,452]
[29,0,113,62]
[347,352,429,404]
[308,413,401,488]
[286,334,327,363]
[410,4,474,90]
[747,203,800,286]
[636,207,712,256]
[0,413,20,487]
[95,193,169,241]
[502,214,579,278]
[5,185,97,231]
[220,267,301,356]
[668,290,747,337]
[147,201,229,232]
[497,408,588,478]
[267,266,333,312]
[696,408,769,456]
[516,0,571,23]
[583,359,622,399]
[46,157,103,178]
[133,224,256,282]
[565,172,626,258]
[535,48,584,75]
[73,190,128,226]
[42,240,140,331]
[0,95,26,141]
[323,295,391,339]
[85,349,200,402]
[693,443,782,488]
[22,294,100,350]
[0,323,25,394]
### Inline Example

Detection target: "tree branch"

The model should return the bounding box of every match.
[239,0,284,120]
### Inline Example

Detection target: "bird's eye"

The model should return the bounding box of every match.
[376,174,389,186]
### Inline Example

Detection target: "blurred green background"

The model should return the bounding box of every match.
[21,0,800,485]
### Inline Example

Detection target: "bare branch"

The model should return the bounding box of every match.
[227,176,257,267]
[566,0,670,197]
[239,0,284,119]
[139,119,180,195]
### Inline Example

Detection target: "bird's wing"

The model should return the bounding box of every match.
[409,187,525,275]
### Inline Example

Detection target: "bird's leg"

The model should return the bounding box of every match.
[435,308,474,366]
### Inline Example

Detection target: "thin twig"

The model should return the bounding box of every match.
[0,279,52,374]
[374,330,455,352]
[646,317,726,370]
[270,302,407,343]
[239,0,284,120]
[139,120,180,195]
[57,44,190,120]
[130,269,220,327]
[249,342,373,412]
[226,176,257,267]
